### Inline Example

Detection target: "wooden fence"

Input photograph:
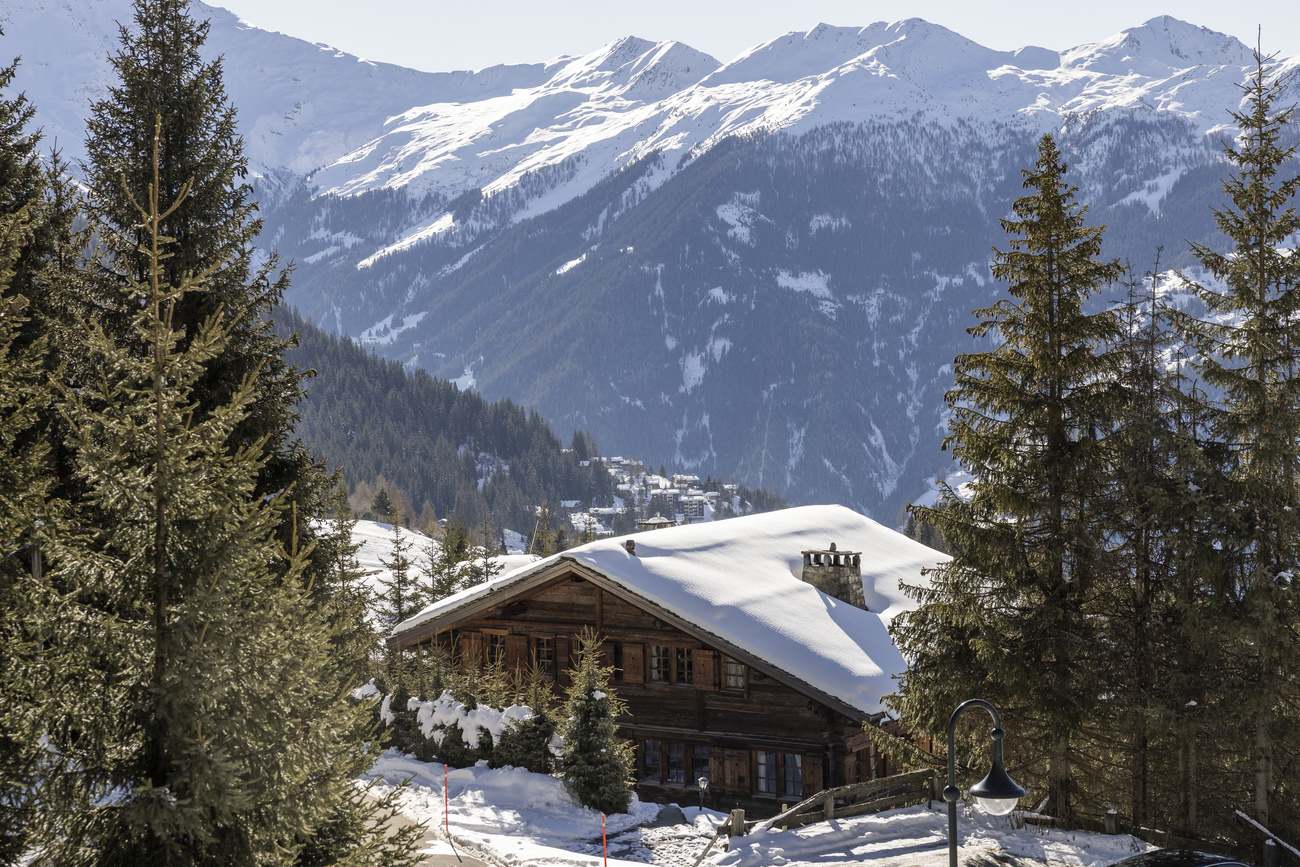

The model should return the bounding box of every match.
[747,769,939,834]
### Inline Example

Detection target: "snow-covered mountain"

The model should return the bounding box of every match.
[7,3,1299,520]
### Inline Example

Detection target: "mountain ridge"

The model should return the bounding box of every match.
[7,3,1299,519]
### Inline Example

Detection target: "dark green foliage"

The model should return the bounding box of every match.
[378,515,423,630]
[369,488,395,521]
[82,0,339,602]
[1175,51,1300,833]
[424,514,470,601]
[492,715,557,774]
[0,192,54,867]
[560,629,634,814]
[895,134,1123,822]
[8,3,422,862]
[275,306,614,534]
[36,124,394,864]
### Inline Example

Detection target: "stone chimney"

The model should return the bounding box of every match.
[800,542,866,609]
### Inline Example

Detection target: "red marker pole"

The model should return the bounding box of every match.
[444,765,449,836]
[602,813,607,867]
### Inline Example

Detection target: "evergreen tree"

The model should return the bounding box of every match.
[81,0,336,598]
[424,514,470,601]
[1176,50,1300,831]
[894,134,1122,822]
[39,124,416,866]
[0,195,55,867]
[378,511,423,629]
[0,43,84,497]
[531,501,557,556]
[468,503,503,586]
[559,629,634,814]
[370,488,395,521]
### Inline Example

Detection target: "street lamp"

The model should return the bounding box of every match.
[943,699,1026,867]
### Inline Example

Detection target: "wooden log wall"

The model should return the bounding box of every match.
[413,570,868,812]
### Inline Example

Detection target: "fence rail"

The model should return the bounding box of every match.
[743,769,939,834]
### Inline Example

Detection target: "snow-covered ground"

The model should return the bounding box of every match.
[362,750,1153,867]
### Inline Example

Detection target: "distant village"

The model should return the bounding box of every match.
[561,455,747,539]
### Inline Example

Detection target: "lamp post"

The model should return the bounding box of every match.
[943,699,1026,867]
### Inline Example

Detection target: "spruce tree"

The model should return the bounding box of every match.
[81,0,336,597]
[894,134,1122,822]
[39,123,417,866]
[559,629,634,814]
[424,514,470,601]
[1176,50,1300,831]
[0,199,54,867]
[378,512,423,630]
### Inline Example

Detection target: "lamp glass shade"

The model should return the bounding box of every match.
[968,762,1025,815]
[975,796,1020,816]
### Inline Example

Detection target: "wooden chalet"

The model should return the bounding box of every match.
[388,505,945,816]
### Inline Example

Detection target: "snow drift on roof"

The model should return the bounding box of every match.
[392,504,946,717]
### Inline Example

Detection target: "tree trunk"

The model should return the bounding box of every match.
[1049,732,1071,823]
[1255,712,1271,825]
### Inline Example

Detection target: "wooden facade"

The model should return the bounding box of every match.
[390,559,907,816]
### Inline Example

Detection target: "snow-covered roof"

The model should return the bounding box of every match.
[390,505,946,718]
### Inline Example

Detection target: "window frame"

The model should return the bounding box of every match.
[648,644,696,686]
[755,750,803,799]
[532,635,555,678]
[481,628,508,667]
[723,656,747,692]
[640,739,710,788]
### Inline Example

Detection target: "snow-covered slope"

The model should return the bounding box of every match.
[1,0,554,180]
[299,16,1287,264]
[8,5,1291,227]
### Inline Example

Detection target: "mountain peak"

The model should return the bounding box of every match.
[545,35,717,94]
[1063,16,1252,74]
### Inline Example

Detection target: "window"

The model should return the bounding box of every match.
[643,739,661,781]
[533,636,554,677]
[756,750,802,797]
[783,753,803,798]
[650,645,693,685]
[641,740,709,787]
[650,645,669,682]
[485,632,506,666]
[674,647,693,685]
[693,746,711,786]
[667,742,685,783]
[724,657,746,691]
[756,751,777,795]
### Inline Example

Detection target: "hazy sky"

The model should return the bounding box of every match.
[211,0,1300,73]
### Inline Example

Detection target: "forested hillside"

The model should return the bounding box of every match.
[275,307,614,532]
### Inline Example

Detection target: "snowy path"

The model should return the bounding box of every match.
[364,750,1153,867]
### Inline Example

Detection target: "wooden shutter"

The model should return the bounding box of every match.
[622,643,645,684]
[600,643,615,672]
[556,635,571,688]
[694,650,718,691]
[844,751,860,785]
[723,749,748,790]
[801,753,823,795]
[458,633,483,672]
[504,634,528,672]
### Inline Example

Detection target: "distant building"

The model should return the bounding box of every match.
[636,513,677,531]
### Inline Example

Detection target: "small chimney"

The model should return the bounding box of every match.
[800,542,866,609]
[625,539,636,556]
